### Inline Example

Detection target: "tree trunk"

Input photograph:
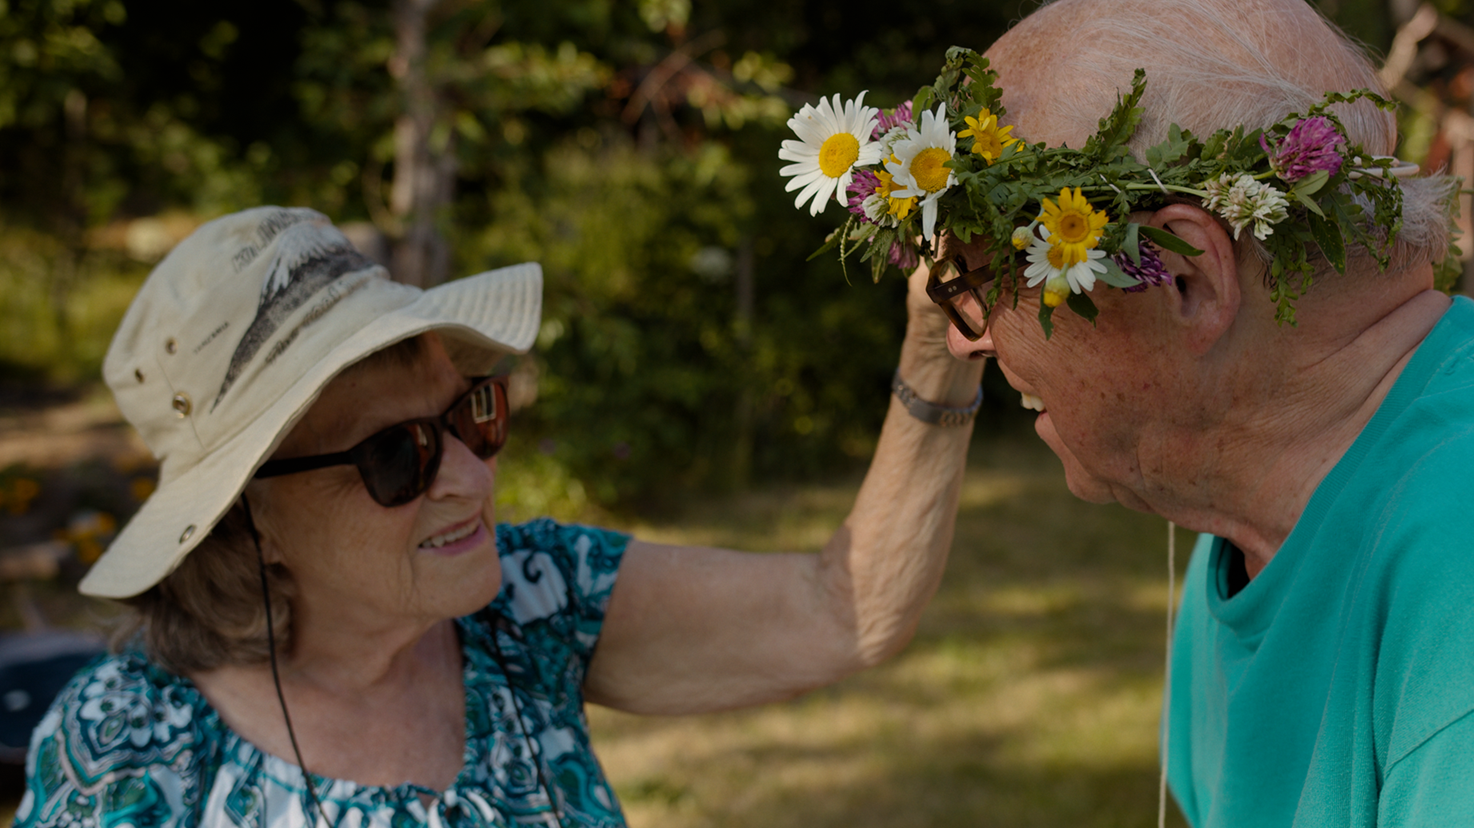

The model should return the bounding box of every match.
[729,237,755,491]
[50,89,90,346]
[388,0,454,288]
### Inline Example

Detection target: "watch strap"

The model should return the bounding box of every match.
[891,370,983,427]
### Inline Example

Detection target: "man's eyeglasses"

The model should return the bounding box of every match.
[926,258,995,341]
[255,375,509,507]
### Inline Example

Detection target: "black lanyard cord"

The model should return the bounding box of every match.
[242,496,327,827]
[486,611,564,827]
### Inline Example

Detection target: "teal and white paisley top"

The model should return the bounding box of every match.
[17,519,631,828]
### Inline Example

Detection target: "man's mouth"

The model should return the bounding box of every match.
[1020,392,1046,413]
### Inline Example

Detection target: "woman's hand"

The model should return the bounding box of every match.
[583,255,985,715]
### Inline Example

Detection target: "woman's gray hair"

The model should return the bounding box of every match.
[1041,0,1455,278]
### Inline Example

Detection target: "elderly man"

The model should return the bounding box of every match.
[938,0,1473,825]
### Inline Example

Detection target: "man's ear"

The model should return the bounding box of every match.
[1149,203,1241,355]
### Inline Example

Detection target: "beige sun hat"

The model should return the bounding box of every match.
[79,206,541,599]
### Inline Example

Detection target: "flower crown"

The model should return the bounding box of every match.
[778,47,1431,337]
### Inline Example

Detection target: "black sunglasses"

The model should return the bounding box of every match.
[926,258,996,341]
[255,375,509,507]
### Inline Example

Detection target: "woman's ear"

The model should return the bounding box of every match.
[1149,203,1241,354]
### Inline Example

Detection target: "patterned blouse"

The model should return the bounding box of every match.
[17,519,631,828]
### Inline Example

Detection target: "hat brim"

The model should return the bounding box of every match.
[79,263,541,598]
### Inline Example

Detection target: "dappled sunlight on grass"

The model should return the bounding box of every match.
[589,432,1192,827]
[626,483,856,553]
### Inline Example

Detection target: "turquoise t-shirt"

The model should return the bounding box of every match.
[17,519,630,828]
[1165,296,1474,827]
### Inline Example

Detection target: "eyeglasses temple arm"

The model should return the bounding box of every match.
[254,451,356,478]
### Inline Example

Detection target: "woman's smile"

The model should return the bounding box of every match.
[419,516,488,556]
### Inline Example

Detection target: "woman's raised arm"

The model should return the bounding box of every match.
[585,260,985,714]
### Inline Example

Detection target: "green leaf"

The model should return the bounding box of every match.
[1434,244,1464,294]
[913,88,935,118]
[1038,303,1055,339]
[1292,189,1326,218]
[871,250,888,283]
[806,232,842,261]
[1145,124,1192,168]
[1066,290,1099,325]
[1123,222,1141,266]
[1305,210,1346,273]
[1289,169,1329,198]
[1138,225,1205,257]
[1097,258,1141,289]
[1085,69,1146,161]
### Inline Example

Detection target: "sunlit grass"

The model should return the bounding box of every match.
[589,431,1192,828]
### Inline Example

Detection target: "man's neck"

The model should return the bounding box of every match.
[1150,289,1451,577]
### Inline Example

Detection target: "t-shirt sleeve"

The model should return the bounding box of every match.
[1378,709,1474,826]
[494,518,631,662]
[15,657,205,828]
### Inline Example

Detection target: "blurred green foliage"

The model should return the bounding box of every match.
[0,0,1420,504]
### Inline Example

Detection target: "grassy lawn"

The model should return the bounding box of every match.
[0,425,1192,827]
[589,430,1192,828]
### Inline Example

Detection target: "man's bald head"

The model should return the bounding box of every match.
[989,0,1391,153]
[986,0,1449,280]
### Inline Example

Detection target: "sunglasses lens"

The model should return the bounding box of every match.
[446,377,508,459]
[357,420,442,507]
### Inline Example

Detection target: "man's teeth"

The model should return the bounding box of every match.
[1020,393,1046,412]
[422,521,479,549]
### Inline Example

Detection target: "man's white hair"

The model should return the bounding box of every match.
[1038,0,1455,278]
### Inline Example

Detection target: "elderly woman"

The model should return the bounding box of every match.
[16,206,983,828]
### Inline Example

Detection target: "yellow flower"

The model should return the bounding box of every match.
[1011,226,1034,250]
[1042,273,1071,308]
[1039,187,1109,267]
[959,109,1017,164]
[872,164,917,221]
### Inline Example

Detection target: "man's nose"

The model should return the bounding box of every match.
[945,295,994,360]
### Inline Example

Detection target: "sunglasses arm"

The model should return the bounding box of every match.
[255,451,358,479]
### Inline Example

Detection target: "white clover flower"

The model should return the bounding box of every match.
[878,124,914,157]
[862,193,899,227]
[1201,172,1290,241]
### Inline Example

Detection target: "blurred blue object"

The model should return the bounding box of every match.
[0,630,104,763]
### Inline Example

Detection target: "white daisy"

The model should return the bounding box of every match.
[779,92,882,216]
[1022,229,1107,308]
[887,104,957,241]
